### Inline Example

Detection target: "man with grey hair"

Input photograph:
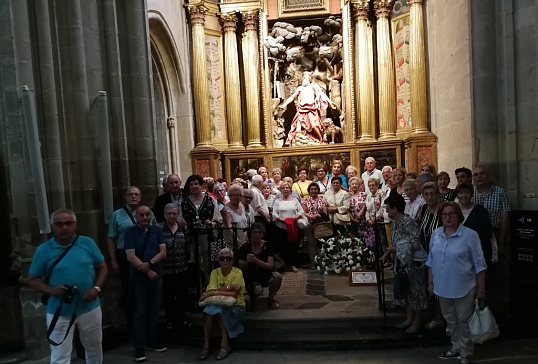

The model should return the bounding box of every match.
[28,209,108,364]
[416,172,434,195]
[161,176,169,194]
[154,173,183,223]
[362,157,385,195]
[381,166,393,193]
[251,174,270,223]
[246,169,258,188]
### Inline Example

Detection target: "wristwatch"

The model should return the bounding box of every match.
[93,286,102,292]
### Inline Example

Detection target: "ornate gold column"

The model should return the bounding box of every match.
[409,0,428,133]
[221,13,244,149]
[375,0,397,139]
[241,10,263,148]
[187,5,213,149]
[352,1,376,141]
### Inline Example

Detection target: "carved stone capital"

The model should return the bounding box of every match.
[167,117,175,129]
[241,11,258,32]
[220,12,238,32]
[187,5,207,25]
[408,0,423,5]
[374,0,393,18]
[352,1,370,21]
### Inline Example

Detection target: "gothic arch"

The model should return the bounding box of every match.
[148,10,188,175]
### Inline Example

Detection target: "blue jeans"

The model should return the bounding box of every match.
[131,272,162,350]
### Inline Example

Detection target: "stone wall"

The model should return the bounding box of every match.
[425,0,474,187]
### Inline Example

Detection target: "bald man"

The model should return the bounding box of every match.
[125,205,167,360]
[154,173,183,223]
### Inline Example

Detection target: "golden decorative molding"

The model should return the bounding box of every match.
[221,12,244,149]
[407,0,423,4]
[341,4,356,142]
[373,0,392,18]
[277,0,331,19]
[187,5,207,25]
[220,12,238,32]
[242,11,258,31]
[351,1,369,21]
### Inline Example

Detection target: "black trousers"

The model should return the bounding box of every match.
[162,271,190,325]
[275,226,299,268]
[116,248,133,331]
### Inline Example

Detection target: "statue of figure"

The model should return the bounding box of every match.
[322,118,342,144]
[278,72,337,146]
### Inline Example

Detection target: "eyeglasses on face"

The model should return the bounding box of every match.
[54,221,75,228]
[242,196,253,200]
[126,193,141,197]
[251,230,264,235]
[219,256,233,262]
[442,211,457,218]
[164,212,178,215]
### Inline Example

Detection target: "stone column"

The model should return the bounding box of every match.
[409,0,428,132]
[187,5,213,149]
[353,1,376,141]
[375,0,397,139]
[221,13,244,149]
[241,10,263,148]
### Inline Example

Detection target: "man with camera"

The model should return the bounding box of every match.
[28,209,108,364]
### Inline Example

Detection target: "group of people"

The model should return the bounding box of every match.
[25,156,511,364]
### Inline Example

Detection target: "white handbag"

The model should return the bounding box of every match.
[468,299,500,344]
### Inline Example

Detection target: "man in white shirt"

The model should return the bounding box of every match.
[361,157,385,195]
[250,175,270,223]
[381,166,392,194]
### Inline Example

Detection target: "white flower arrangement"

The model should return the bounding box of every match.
[314,233,377,274]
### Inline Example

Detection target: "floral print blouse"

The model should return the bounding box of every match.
[301,196,327,216]
[349,192,367,220]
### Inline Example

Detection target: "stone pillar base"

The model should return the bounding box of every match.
[405,132,438,173]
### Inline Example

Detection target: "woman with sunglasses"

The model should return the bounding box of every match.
[200,248,246,361]
[238,223,282,310]
[427,202,486,364]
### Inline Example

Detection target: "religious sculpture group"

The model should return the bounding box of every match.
[265,17,345,147]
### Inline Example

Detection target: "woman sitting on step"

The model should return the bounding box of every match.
[199,248,246,361]
[238,223,282,310]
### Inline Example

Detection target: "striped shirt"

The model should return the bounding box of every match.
[426,225,487,299]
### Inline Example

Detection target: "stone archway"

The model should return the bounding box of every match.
[148,11,189,177]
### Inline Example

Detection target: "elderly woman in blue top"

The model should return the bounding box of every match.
[427,202,487,364]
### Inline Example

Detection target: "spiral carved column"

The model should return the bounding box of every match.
[221,13,244,149]
[375,0,397,139]
[241,11,263,148]
[353,1,376,141]
[187,5,213,149]
[409,0,428,132]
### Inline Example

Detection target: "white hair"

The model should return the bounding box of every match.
[365,157,376,164]
[382,166,392,172]
[219,247,234,258]
[246,169,258,179]
[164,203,179,213]
[50,209,77,225]
[251,174,263,186]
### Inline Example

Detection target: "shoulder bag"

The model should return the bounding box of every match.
[41,235,80,305]
[123,206,137,225]
[469,298,500,344]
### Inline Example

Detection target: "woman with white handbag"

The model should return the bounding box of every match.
[426,202,487,364]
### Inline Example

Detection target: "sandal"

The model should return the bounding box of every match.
[268,299,280,309]
[182,320,193,328]
[438,351,461,359]
[291,266,299,273]
[199,348,209,360]
[460,357,471,364]
[216,347,231,360]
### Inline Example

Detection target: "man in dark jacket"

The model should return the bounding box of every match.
[154,174,182,223]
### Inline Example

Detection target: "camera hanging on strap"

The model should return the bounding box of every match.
[47,285,80,346]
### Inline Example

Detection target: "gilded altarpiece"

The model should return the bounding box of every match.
[185,0,437,180]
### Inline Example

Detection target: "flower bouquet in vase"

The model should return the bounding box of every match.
[314,233,376,275]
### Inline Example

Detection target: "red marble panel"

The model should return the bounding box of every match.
[417,146,432,166]
[196,159,211,177]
